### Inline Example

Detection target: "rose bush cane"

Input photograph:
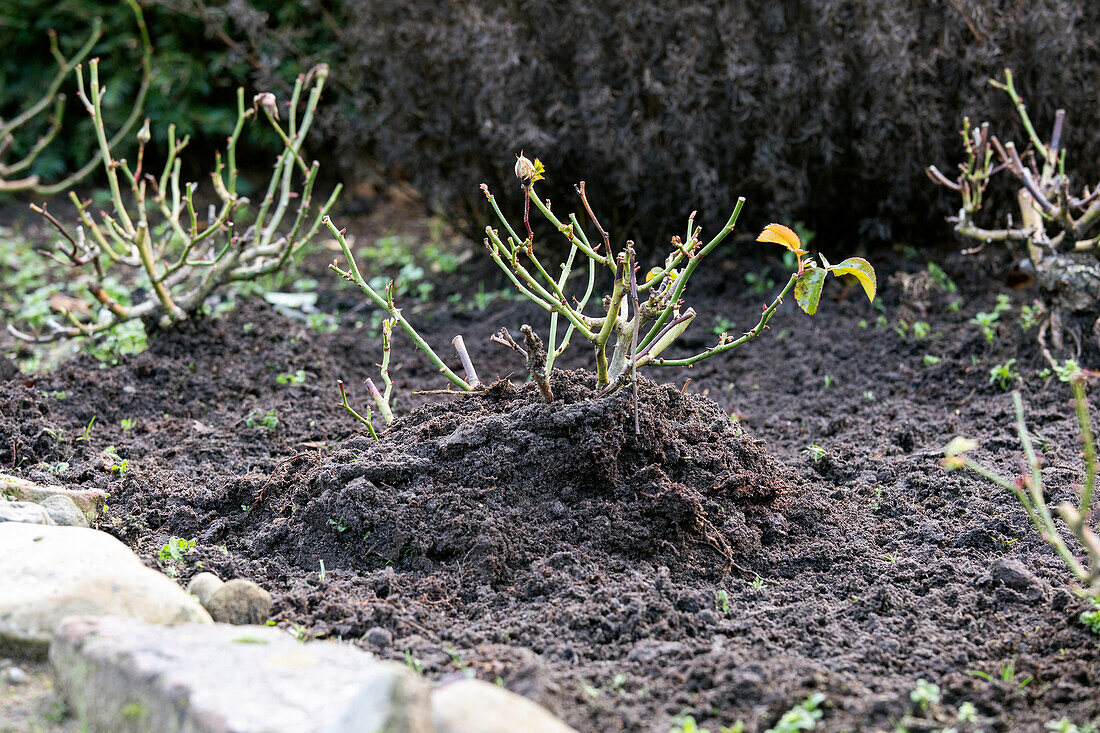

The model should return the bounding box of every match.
[330,155,876,428]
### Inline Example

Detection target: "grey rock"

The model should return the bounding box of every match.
[40,494,90,527]
[0,500,55,525]
[0,473,105,523]
[431,679,577,733]
[50,616,432,733]
[0,523,211,659]
[186,572,225,606]
[990,558,1041,591]
[203,579,272,625]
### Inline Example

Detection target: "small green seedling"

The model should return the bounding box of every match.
[971,311,1000,343]
[327,516,349,533]
[1020,302,1043,332]
[276,369,308,385]
[989,359,1019,390]
[970,294,1012,344]
[744,269,776,295]
[246,409,279,430]
[1052,359,1081,382]
[404,650,424,675]
[966,656,1032,689]
[923,354,941,367]
[766,693,826,733]
[669,715,708,733]
[909,679,940,712]
[803,444,827,463]
[41,461,69,475]
[1045,718,1097,733]
[158,536,195,563]
[927,262,957,293]
[102,446,129,475]
[715,589,730,613]
[711,317,737,337]
[120,418,135,431]
[76,416,96,442]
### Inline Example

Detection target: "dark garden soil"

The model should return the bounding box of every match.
[1,208,1099,731]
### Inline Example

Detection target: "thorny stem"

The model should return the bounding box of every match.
[628,254,641,435]
[958,389,1098,596]
[638,198,745,352]
[24,1,152,196]
[654,272,796,366]
[548,255,597,373]
[325,218,473,393]
[365,379,393,425]
[991,70,1051,173]
[373,318,395,424]
[545,242,578,374]
[576,181,613,264]
[522,184,534,243]
[17,60,335,345]
[337,380,378,439]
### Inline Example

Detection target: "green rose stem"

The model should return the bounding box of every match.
[652,273,797,367]
[337,380,378,440]
[325,217,473,393]
[946,385,1099,597]
[334,157,874,409]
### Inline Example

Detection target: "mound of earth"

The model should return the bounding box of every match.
[253,371,801,584]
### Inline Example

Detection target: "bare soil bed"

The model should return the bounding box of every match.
[1,225,1098,731]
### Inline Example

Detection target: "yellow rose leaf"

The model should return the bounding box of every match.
[757,223,808,255]
[827,257,877,302]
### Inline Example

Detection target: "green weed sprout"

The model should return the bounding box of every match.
[8,63,340,344]
[0,2,150,194]
[928,69,1100,357]
[943,373,1100,599]
[331,155,876,424]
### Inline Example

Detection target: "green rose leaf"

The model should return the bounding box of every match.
[828,257,877,302]
[794,268,827,315]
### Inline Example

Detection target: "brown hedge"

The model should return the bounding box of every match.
[173,0,1100,248]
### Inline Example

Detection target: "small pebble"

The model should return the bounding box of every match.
[187,572,225,606]
[6,667,28,684]
[203,579,272,625]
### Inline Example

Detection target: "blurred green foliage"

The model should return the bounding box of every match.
[0,0,254,184]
